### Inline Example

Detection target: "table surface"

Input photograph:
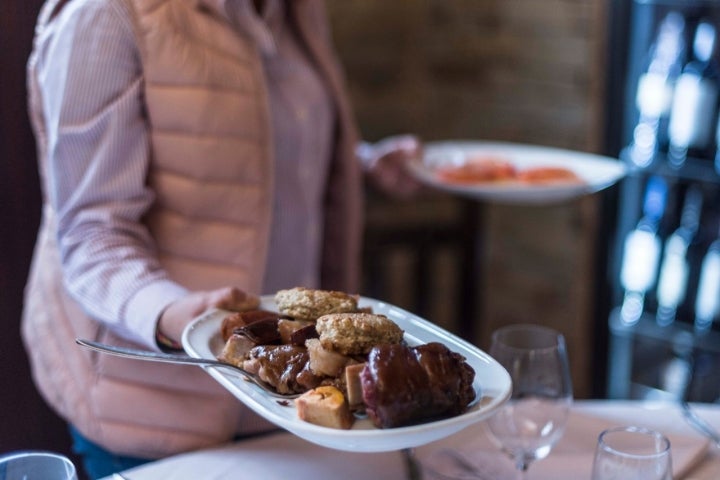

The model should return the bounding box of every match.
[103,400,720,480]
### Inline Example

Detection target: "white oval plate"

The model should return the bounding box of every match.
[182,296,512,452]
[409,140,627,205]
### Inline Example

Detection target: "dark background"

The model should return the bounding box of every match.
[1,0,67,449]
[0,0,79,467]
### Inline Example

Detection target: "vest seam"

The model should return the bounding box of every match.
[152,166,263,187]
[157,249,251,270]
[150,206,262,227]
[146,82,254,95]
[153,129,258,146]
[152,127,259,142]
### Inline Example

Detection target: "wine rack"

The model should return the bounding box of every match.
[606,0,720,403]
[607,153,720,402]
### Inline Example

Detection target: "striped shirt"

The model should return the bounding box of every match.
[32,0,333,341]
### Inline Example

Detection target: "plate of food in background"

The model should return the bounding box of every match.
[182,288,512,452]
[409,141,627,204]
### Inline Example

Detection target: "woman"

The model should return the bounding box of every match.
[23,0,420,477]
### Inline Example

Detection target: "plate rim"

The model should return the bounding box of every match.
[181,295,512,451]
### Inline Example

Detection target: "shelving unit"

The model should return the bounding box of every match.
[606,152,720,403]
[605,0,720,403]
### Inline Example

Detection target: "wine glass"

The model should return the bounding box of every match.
[591,426,672,480]
[0,451,78,480]
[484,324,573,478]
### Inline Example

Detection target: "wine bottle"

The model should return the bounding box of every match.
[619,176,668,325]
[667,20,720,167]
[629,11,686,168]
[694,219,720,332]
[655,185,703,326]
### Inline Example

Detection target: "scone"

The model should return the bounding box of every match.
[274,287,358,321]
[316,312,404,356]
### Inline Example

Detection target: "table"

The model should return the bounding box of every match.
[103,400,720,480]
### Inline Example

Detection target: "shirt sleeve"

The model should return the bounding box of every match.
[35,0,187,349]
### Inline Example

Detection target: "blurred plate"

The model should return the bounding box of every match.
[409,141,626,204]
[182,296,512,452]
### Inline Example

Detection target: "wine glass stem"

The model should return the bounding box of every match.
[402,448,422,480]
[515,460,530,480]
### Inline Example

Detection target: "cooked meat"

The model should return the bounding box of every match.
[242,345,321,395]
[278,319,318,346]
[289,324,319,346]
[316,313,404,356]
[217,333,256,367]
[216,288,477,431]
[221,310,280,342]
[296,361,325,391]
[360,342,476,428]
[232,318,281,345]
[274,287,358,321]
[306,338,353,377]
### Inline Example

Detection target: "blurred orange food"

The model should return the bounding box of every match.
[435,156,583,186]
[435,157,517,184]
[517,167,582,184]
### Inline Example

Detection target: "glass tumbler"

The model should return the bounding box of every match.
[591,426,672,480]
[0,451,78,480]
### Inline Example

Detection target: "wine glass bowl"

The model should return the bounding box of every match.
[485,324,573,476]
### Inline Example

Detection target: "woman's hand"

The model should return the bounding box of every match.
[361,135,424,198]
[157,287,260,346]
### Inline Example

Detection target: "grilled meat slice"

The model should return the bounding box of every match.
[360,342,475,428]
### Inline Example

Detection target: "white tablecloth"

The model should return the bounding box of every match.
[104,400,719,480]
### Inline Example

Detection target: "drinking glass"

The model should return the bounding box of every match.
[485,324,573,478]
[591,426,672,480]
[0,451,78,480]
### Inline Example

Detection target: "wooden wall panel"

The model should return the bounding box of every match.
[329,0,612,398]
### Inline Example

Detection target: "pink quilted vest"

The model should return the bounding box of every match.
[23,0,362,458]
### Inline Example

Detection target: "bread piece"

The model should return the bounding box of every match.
[295,386,354,430]
[274,287,358,321]
[316,313,404,355]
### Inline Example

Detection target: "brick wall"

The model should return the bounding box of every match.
[328,0,611,398]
